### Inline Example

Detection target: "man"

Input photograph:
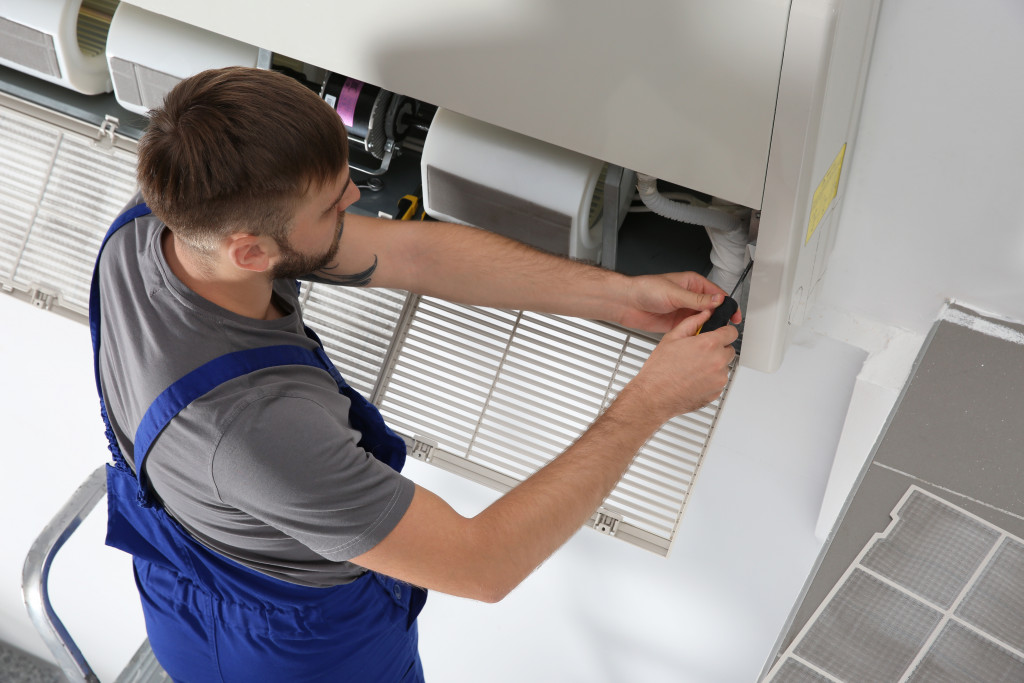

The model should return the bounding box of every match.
[92,66,738,682]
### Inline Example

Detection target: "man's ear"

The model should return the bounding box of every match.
[225,233,275,273]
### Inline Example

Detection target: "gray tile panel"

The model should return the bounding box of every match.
[861,489,1000,608]
[872,310,1024,521]
[793,569,942,682]
[906,621,1024,683]
[955,538,1024,653]
[773,659,834,683]
[776,306,1024,661]
[771,488,1024,682]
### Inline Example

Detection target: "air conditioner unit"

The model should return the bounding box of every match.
[104,3,259,115]
[0,0,117,95]
[117,0,882,373]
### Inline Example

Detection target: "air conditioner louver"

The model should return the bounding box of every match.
[375,296,733,555]
[301,283,408,399]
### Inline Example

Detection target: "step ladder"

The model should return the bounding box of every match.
[22,465,169,683]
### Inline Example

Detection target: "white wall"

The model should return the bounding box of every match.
[0,302,147,681]
[807,0,1024,542]
[817,0,1024,334]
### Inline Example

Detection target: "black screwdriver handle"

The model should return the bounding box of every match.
[699,296,738,334]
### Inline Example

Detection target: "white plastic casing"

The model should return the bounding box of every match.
[0,0,113,94]
[105,3,258,115]
[422,108,606,262]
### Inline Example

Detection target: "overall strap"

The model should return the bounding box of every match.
[304,325,407,473]
[89,203,153,396]
[133,345,324,495]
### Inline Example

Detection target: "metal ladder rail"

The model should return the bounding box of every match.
[21,465,168,683]
[22,465,106,683]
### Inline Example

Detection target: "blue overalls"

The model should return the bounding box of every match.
[89,204,427,682]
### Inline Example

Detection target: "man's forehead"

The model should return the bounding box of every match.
[302,167,350,204]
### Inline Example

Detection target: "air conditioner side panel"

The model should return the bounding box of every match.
[742,0,882,372]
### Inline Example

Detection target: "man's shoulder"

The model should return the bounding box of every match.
[205,369,353,435]
[99,195,165,275]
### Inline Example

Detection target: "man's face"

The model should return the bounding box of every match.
[269,167,359,280]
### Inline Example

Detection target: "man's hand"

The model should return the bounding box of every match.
[625,309,738,419]
[616,272,742,334]
[352,306,738,601]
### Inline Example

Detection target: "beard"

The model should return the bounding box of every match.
[269,212,345,281]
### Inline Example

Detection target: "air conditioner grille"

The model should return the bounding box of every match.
[376,296,732,554]
[0,107,62,202]
[301,283,407,398]
[1,108,63,280]
[1,107,137,312]
[109,57,181,111]
[381,297,517,455]
[0,18,61,78]
[0,200,34,281]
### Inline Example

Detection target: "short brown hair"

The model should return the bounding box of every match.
[137,66,348,251]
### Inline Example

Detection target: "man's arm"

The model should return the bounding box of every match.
[316,214,740,332]
[350,311,737,601]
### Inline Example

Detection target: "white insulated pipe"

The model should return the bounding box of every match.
[635,173,749,293]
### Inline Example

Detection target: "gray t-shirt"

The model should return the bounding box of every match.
[97,197,414,587]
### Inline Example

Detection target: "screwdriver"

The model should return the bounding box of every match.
[697,259,753,334]
[699,296,738,334]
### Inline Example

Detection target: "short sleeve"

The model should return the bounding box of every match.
[211,390,415,561]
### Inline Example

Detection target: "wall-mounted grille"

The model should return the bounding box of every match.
[370,295,732,555]
[0,95,732,556]
[0,18,62,78]
[0,103,137,314]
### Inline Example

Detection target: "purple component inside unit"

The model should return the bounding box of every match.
[336,78,364,127]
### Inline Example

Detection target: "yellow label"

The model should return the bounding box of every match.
[806,143,846,244]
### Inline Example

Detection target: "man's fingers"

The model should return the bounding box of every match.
[667,309,711,339]
[703,320,740,346]
[676,289,723,312]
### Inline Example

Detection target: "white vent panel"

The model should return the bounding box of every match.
[380,298,518,454]
[377,296,733,555]
[0,199,35,282]
[301,283,408,398]
[0,107,62,201]
[1,104,137,313]
[469,313,624,479]
[13,135,137,312]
